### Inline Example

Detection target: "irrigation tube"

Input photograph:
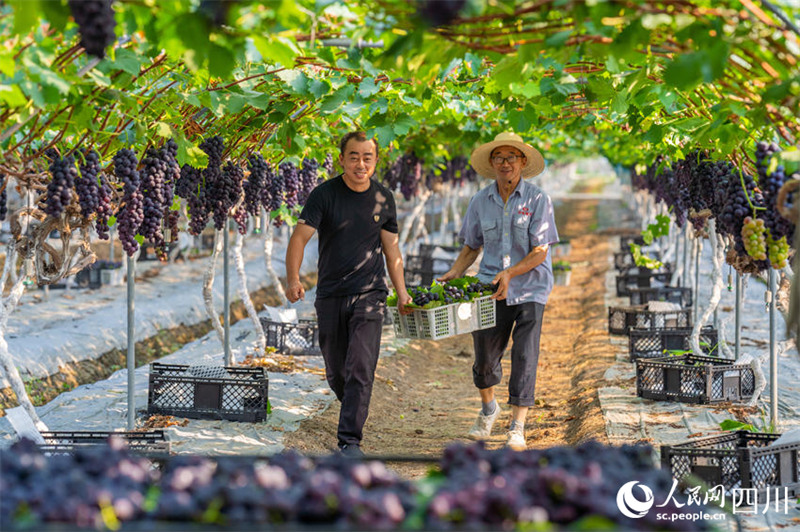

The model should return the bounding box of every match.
[769,268,778,428]
[223,226,231,366]
[126,254,135,431]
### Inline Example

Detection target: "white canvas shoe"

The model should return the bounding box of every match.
[467,407,501,440]
[505,427,527,451]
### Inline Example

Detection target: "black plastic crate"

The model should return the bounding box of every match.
[405,254,451,287]
[608,306,692,335]
[620,234,646,250]
[661,431,800,498]
[614,250,661,271]
[419,243,461,256]
[628,326,717,361]
[260,318,322,356]
[147,363,268,422]
[615,267,673,297]
[37,430,170,456]
[629,286,692,308]
[74,267,102,289]
[636,354,755,404]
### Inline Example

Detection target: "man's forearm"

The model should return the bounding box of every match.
[285,235,305,283]
[507,246,548,278]
[386,257,407,293]
[450,245,481,277]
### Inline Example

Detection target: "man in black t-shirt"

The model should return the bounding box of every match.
[285,131,412,457]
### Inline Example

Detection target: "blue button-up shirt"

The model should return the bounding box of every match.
[458,179,559,306]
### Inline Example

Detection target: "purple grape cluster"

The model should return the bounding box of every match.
[245,154,268,217]
[686,152,716,220]
[138,146,168,243]
[154,139,181,255]
[1,440,416,530]
[280,161,301,209]
[416,0,467,27]
[756,142,794,242]
[322,153,334,180]
[466,281,495,295]
[632,142,793,272]
[198,0,234,26]
[298,158,319,206]
[429,442,712,531]
[231,205,248,235]
[262,163,284,227]
[410,287,440,306]
[161,139,180,209]
[113,148,143,256]
[44,149,77,218]
[0,174,8,221]
[177,135,225,235]
[437,156,478,187]
[382,152,422,200]
[175,163,201,200]
[94,171,114,240]
[1,437,153,529]
[67,0,117,59]
[209,161,243,230]
[75,149,102,218]
[179,165,209,236]
[442,285,465,304]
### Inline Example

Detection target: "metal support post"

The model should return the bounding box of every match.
[223,225,231,366]
[126,254,135,430]
[769,268,778,429]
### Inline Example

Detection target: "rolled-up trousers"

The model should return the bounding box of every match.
[471,300,545,407]
[315,290,385,447]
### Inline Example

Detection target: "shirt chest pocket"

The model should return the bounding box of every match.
[482,220,500,244]
[512,221,530,248]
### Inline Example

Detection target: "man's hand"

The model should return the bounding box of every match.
[287,279,305,303]
[397,290,414,315]
[491,270,512,300]
[436,269,459,283]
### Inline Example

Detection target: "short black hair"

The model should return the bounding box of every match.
[339,131,379,157]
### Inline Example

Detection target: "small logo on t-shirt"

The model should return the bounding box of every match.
[373,215,380,223]
[518,207,531,216]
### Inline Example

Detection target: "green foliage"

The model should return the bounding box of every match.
[553,260,572,271]
[0,0,796,181]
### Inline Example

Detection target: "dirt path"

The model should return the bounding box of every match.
[284,193,616,477]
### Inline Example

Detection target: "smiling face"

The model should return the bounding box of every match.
[339,137,378,192]
[490,145,527,186]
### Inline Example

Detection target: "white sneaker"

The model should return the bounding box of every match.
[505,427,527,450]
[467,407,501,440]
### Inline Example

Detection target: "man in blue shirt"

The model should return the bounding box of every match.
[439,132,559,450]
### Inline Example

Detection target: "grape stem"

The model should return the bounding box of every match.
[737,164,765,214]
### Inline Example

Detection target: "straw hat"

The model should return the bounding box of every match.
[469,132,545,179]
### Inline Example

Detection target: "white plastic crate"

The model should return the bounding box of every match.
[473,296,496,330]
[390,296,496,340]
[390,307,419,339]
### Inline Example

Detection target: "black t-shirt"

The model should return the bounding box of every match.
[298,175,398,298]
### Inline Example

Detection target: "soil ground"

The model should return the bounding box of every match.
[284,182,620,478]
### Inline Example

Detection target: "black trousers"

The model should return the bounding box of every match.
[314,290,386,447]
[471,300,545,407]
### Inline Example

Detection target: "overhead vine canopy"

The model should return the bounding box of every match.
[0,0,798,172]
